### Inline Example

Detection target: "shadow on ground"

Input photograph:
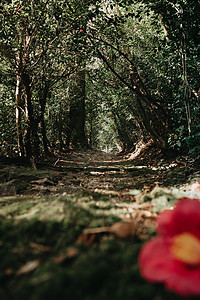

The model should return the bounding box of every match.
[0,148,199,299]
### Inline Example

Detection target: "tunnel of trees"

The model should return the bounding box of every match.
[0,0,199,158]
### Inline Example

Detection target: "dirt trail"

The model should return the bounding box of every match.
[0,146,198,227]
[0,146,199,225]
[34,148,196,196]
[1,146,199,236]
[0,147,197,198]
[0,147,200,300]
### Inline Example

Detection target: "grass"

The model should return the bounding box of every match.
[0,191,187,300]
[0,156,196,300]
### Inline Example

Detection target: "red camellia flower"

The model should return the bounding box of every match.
[139,198,200,296]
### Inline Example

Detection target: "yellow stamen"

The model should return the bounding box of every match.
[171,232,200,265]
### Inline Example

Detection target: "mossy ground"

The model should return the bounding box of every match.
[0,149,198,300]
[0,197,183,300]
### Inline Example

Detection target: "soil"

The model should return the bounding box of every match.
[0,144,199,300]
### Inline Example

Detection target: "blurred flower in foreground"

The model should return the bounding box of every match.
[139,198,200,296]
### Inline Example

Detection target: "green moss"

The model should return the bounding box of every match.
[0,159,194,300]
[0,211,187,300]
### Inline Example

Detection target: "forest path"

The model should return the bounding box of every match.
[0,147,198,215]
[0,148,200,299]
[1,147,198,243]
[30,147,195,196]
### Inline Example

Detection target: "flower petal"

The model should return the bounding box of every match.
[172,198,200,238]
[139,237,174,282]
[157,210,176,237]
[139,198,200,296]
[157,198,200,238]
[165,266,200,296]
[139,237,200,296]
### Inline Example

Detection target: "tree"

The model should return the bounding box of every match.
[84,0,199,153]
[0,0,99,156]
[140,0,200,153]
[1,0,199,156]
[86,1,172,150]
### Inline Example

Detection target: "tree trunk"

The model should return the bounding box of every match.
[136,96,168,150]
[112,108,135,152]
[39,87,50,155]
[41,115,50,155]
[22,73,39,157]
[23,77,32,157]
[15,74,24,156]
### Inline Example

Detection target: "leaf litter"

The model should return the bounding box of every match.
[0,147,199,299]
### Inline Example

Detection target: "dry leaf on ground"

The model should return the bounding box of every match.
[52,248,78,264]
[77,233,98,246]
[16,260,40,276]
[29,242,52,252]
[109,222,135,238]
[77,221,136,245]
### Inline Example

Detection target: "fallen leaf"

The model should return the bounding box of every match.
[29,242,52,252]
[16,260,40,276]
[77,233,97,246]
[52,248,78,264]
[110,222,135,239]
[77,221,135,245]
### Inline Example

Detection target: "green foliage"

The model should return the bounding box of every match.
[139,0,200,155]
[0,188,185,300]
[85,68,124,152]
[106,0,200,154]
[0,0,199,156]
[0,0,103,155]
[0,85,16,156]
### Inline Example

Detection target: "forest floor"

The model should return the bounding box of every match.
[0,143,200,300]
